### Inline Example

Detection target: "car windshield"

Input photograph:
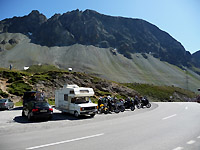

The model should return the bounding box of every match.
[72,97,89,104]
[35,102,50,108]
[23,92,45,101]
[0,99,7,102]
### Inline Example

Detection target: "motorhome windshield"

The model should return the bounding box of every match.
[71,97,89,104]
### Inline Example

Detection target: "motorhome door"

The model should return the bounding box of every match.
[69,97,76,113]
[63,94,69,110]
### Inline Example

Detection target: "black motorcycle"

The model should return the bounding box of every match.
[140,97,151,108]
[134,97,141,109]
[124,98,135,111]
[116,99,125,112]
[108,98,120,113]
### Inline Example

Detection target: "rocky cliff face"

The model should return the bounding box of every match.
[0,10,47,34]
[192,50,200,68]
[0,9,195,67]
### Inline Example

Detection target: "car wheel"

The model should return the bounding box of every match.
[49,115,53,120]
[22,110,25,117]
[74,111,79,118]
[90,114,95,118]
[7,106,11,110]
[28,112,33,121]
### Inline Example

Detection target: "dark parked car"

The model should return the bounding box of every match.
[22,101,53,121]
[22,91,53,121]
[0,98,14,110]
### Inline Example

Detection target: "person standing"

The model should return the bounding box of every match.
[9,64,13,70]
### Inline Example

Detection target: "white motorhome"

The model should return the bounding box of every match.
[55,84,97,117]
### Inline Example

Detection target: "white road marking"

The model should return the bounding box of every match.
[162,114,177,120]
[187,140,196,145]
[172,147,184,150]
[26,133,104,150]
[197,136,200,139]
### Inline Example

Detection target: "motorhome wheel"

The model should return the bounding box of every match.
[74,111,79,118]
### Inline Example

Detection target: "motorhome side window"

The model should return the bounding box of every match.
[71,98,76,103]
[64,94,68,101]
[70,90,74,94]
[80,90,89,93]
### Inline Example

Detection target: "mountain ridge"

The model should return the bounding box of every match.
[0,9,195,67]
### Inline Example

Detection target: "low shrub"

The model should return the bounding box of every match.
[95,90,112,96]
[0,89,9,98]
[15,100,23,106]
[47,99,55,106]
[29,73,51,84]
[8,80,32,96]
[1,71,23,83]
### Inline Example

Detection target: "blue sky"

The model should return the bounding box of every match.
[0,0,199,54]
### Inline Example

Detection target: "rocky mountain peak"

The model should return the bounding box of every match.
[0,10,47,35]
[28,10,40,16]
[0,9,198,68]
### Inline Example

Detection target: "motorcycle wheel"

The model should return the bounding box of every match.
[136,104,141,109]
[120,106,125,112]
[130,106,135,111]
[114,109,120,113]
[110,107,114,112]
[146,103,151,108]
[104,109,109,114]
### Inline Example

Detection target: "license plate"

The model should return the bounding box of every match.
[40,110,47,112]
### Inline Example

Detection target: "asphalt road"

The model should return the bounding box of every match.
[0,102,200,150]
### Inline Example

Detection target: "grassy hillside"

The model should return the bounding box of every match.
[123,83,196,102]
[0,66,197,105]
[25,65,62,73]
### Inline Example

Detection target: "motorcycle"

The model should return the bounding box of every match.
[140,96,151,108]
[134,96,141,109]
[108,98,120,113]
[98,97,109,114]
[116,99,125,112]
[124,98,135,111]
[99,103,109,114]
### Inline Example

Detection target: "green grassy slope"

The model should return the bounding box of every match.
[0,67,197,104]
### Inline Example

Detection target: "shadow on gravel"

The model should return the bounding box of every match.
[51,112,93,121]
[13,112,93,124]
[13,107,23,110]
[0,107,22,111]
[13,116,31,123]
[0,108,6,111]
